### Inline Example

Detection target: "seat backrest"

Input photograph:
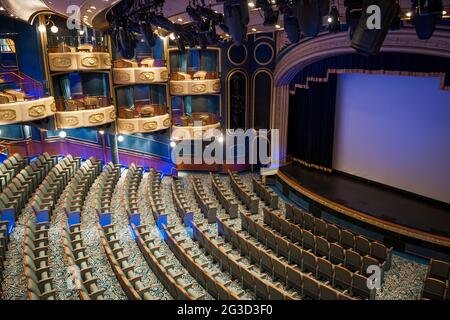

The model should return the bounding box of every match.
[303,274,320,299]
[429,259,450,281]
[340,229,355,249]
[319,284,339,300]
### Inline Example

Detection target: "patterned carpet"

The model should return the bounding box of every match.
[1,168,428,300]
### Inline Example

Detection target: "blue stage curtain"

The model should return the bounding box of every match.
[288,74,337,171]
[204,50,217,72]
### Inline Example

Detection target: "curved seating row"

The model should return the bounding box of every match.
[192,177,217,224]
[421,259,450,300]
[194,220,299,300]
[0,153,27,192]
[251,176,279,209]
[242,210,376,299]
[171,178,193,225]
[123,164,143,224]
[131,223,201,300]
[228,171,259,214]
[262,208,385,279]
[217,217,356,300]
[285,203,392,268]
[22,219,55,299]
[0,220,7,278]
[210,174,238,218]
[165,224,244,300]
[97,223,156,300]
[61,158,105,300]
[93,163,121,224]
[146,168,168,228]
[0,153,59,224]
[62,158,102,222]
[30,156,81,222]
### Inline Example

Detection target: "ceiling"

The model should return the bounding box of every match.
[1,0,449,34]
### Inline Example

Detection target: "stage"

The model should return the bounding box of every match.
[277,164,450,260]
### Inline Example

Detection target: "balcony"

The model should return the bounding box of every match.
[55,96,116,129]
[117,104,171,134]
[169,71,221,96]
[0,72,55,124]
[113,59,169,85]
[171,112,221,141]
[48,43,111,72]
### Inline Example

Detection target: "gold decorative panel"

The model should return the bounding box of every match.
[171,85,184,94]
[104,58,112,66]
[139,72,155,81]
[119,122,135,132]
[161,71,169,81]
[143,121,158,131]
[163,118,172,127]
[0,109,16,121]
[59,116,79,127]
[213,83,221,91]
[115,72,131,82]
[81,57,99,67]
[50,102,56,112]
[192,84,207,93]
[52,57,72,68]
[88,113,105,124]
[28,105,46,117]
[109,111,117,120]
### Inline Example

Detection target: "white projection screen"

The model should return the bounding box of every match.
[333,74,450,204]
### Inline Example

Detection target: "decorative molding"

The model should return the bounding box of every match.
[48,52,111,72]
[227,43,248,66]
[56,105,115,129]
[81,56,99,67]
[254,42,275,66]
[274,29,450,86]
[170,79,221,96]
[0,97,56,125]
[117,113,171,134]
[226,69,248,129]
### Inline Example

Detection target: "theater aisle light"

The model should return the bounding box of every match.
[117,135,124,142]
[59,131,67,139]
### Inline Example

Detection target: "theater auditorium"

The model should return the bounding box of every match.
[0,0,449,301]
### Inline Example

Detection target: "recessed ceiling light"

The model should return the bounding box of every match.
[177,18,183,22]
[275,24,281,29]
[406,11,412,17]
[443,10,447,15]
[0,6,5,11]
[90,6,96,10]
[251,27,257,32]
[87,9,92,13]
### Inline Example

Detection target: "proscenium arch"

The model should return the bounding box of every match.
[274,29,450,86]
[226,69,249,130]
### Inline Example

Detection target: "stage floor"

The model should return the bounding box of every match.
[279,164,450,238]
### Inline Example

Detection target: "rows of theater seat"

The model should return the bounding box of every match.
[284,203,392,268]
[192,177,217,223]
[421,259,450,300]
[146,168,167,224]
[0,154,27,192]
[252,177,279,209]
[244,209,375,299]
[93,162,155,300]
[123,164,143,223]
[171,177,193,224]
[194,220,299,300]
[210,173,238,218]
[23,155,81,299]
[61,159,105,300]
[228,171,259,214]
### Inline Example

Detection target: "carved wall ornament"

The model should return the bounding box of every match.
[89,113,105,124]
[28,105,46,117]
[0,109,16,121]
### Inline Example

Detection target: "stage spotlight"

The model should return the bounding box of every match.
[328,5,341,32]
[59,131,67,139]
[295,0,323,37]
[223,0,250,46]
[50,25,59,33]
[283,14,300,43]
[350,0,399,55]
[411,0,443,40]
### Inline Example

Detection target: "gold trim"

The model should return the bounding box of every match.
[226,69,248,130]
[277,170,450,248]
[81,57,99,68]
[227,43,248,66]
[139,71,155,81]
[52,57,72,68]
[142,121,158,131]
[88,113,105,124]
[254,42,275,66]
[292,157,333,173]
